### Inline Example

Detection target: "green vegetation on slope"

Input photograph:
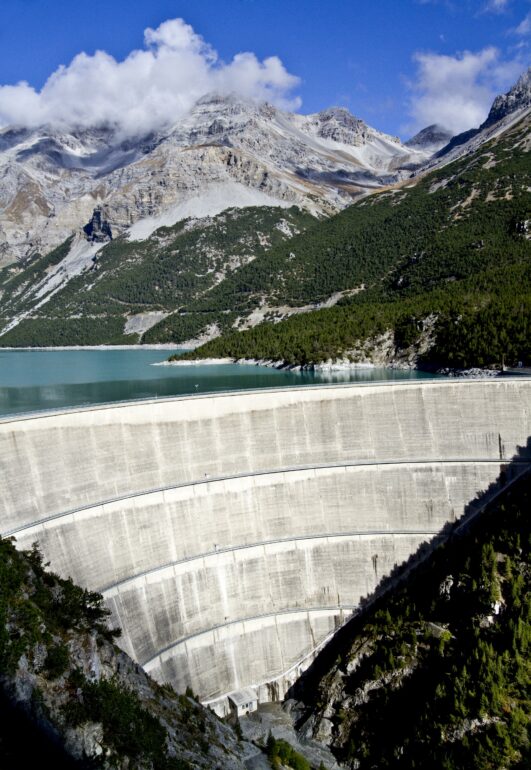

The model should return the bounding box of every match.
[46,207,314,315]
[143,309,237,346]
[0,540,117,676]
[294,467,531,770]
[0,317,139,347]
[208,116,530,308]
[184,262,531,368]
[0,538,243,769]
[266,733,311,770]
[1,115,529,356]
[184,114,530,368]
[0,206,315,347]
[0,236,74,315]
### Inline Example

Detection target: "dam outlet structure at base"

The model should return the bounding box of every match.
[1,379,530,715]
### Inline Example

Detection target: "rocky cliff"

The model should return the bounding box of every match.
[0,537,250,769]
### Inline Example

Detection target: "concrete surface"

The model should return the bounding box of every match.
[1,379,530,712]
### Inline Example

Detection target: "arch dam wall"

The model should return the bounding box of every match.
[1,379,530,714]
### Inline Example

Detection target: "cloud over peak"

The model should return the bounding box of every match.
[0,18,301,137]
[407,46,526,134]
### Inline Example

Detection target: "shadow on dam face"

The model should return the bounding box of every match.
[1,379,530,715]
[286,437,531,709]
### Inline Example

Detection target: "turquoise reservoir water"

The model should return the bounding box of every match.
[0,349,441,417]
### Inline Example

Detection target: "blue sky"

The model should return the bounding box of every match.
[0,0,529,138]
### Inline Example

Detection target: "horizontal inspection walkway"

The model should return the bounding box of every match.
[3,457,524,539]
[141,605,359,670]
[101,530,441,596]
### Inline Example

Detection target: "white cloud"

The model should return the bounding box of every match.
[485,0,510,12]
[407,47,525,134]
[0,18,301,137]
[514,11,531,35]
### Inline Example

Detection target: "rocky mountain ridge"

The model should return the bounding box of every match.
[177,108,530,369]
[486,67,531,127]
[0,94,432,265]
[405,124,453,153]
[433,66,531,163]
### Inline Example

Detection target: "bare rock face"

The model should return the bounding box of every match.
[485,67,531,127]
[1,69,528,266]
[64,722,105,762]
[300,107,374,145]
[433,67,531,164]
[83,208,112,243]
[0,95,432,265]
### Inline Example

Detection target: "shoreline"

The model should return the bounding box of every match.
[161,357,400,371]
[0,347,510,379]
[0,344,188,351]
[160,356,504,378]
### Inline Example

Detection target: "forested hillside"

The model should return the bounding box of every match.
[183,112,531,369]
[0,206,315,347]
[1,110,529,361]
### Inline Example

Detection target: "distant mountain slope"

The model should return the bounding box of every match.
[485,67,531,126]
[176,109,530,369]
[289,461,531,770]
[431,67,531,164]
[0,94,430,266]
[1,107,528,352]
[0,206,315,346]
[1,70,529,350]
[405,124,453,153]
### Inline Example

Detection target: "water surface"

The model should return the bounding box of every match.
[0,349,441,417]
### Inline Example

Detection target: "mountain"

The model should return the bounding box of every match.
[405,124,453,153]
[485,66,531,127]
[176,106,530,370]
[0,205,317,345]
[434,66,531,162]
[0,95,430,266]
[0,70,529,350]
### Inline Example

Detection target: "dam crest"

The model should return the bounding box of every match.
[1,379,530,715]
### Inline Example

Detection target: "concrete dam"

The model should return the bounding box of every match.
[1,379,530,714]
